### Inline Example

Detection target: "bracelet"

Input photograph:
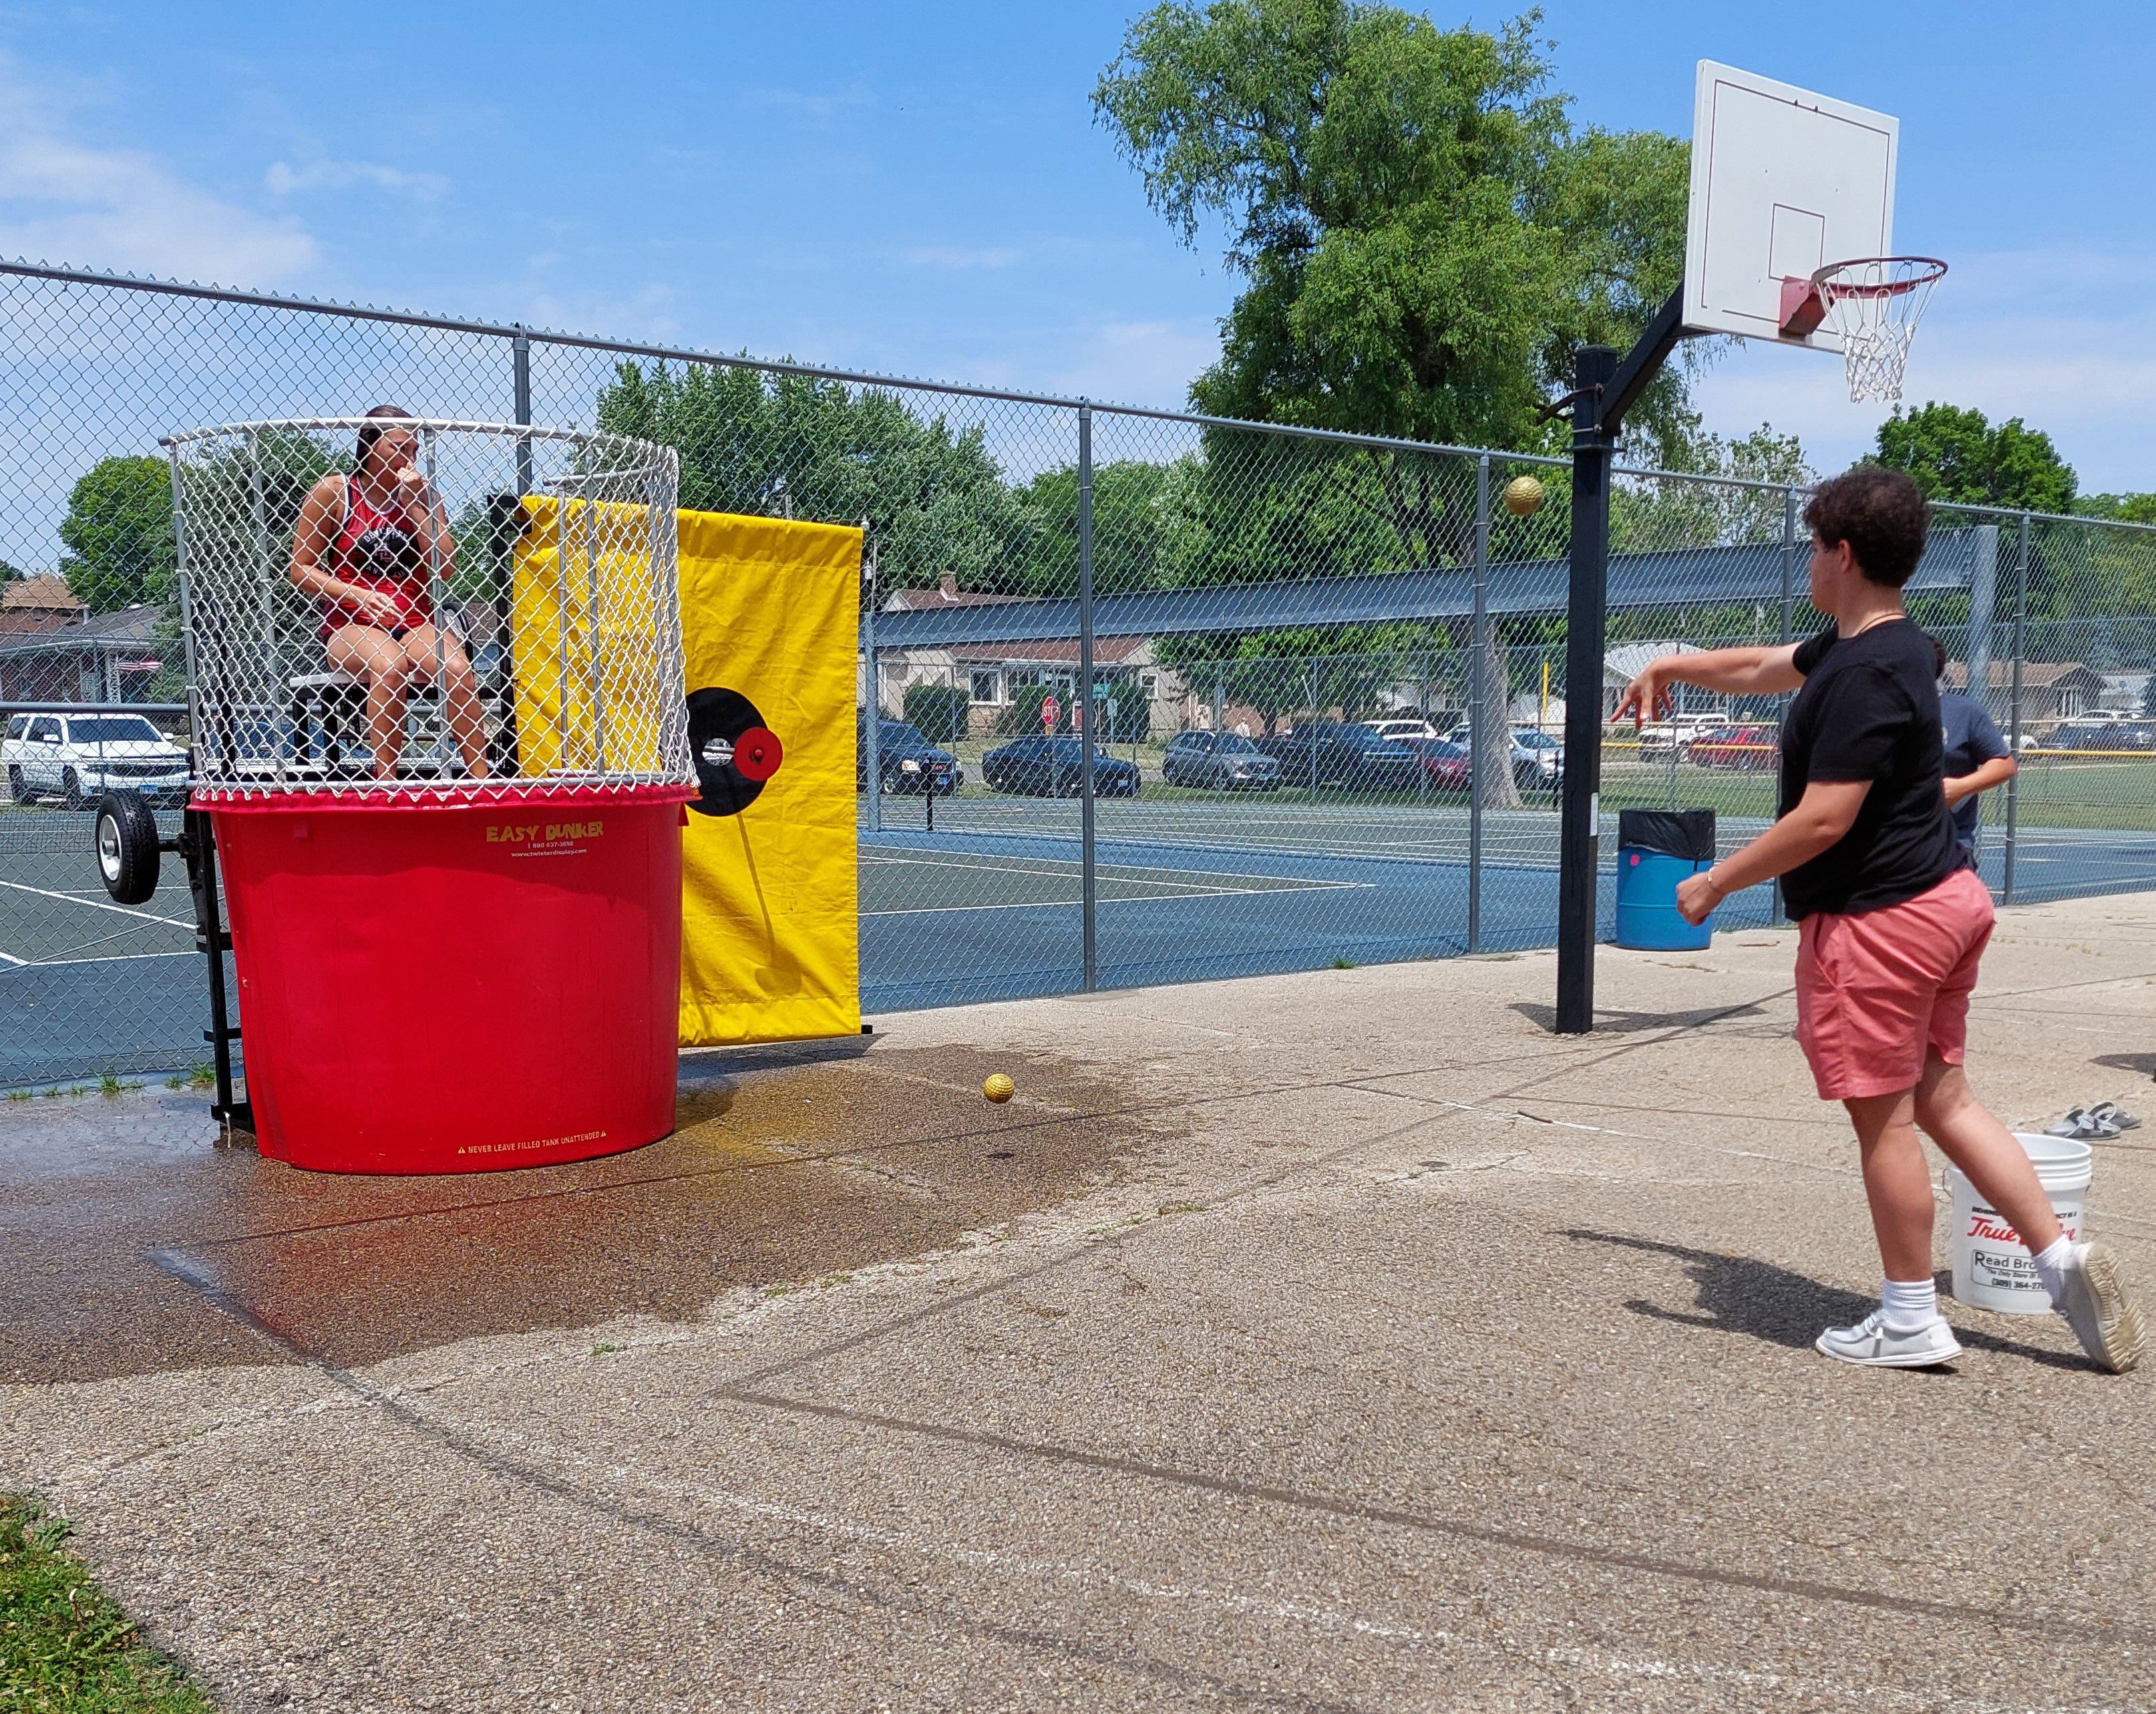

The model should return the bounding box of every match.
[1701,867,1728,896]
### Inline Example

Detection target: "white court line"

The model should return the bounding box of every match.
[0,878,193,930]
[862,849,1363,893]
[864,878,1375,918]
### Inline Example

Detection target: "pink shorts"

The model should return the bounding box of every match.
[1794,866,1994,1101]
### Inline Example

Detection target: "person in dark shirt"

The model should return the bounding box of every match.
[1930,636,2016,852]
[1614,466,2141,1372]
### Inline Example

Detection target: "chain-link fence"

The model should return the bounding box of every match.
[5,258,2156,1085]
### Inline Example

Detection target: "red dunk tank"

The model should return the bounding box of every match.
[160,416,697,1174]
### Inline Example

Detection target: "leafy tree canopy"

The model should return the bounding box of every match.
[1094,2,1694,454]
[596,361,1021,595]
[1873,403,2078,515]
[59,456,176,613]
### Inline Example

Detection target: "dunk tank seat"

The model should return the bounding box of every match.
[154,418,695,1174]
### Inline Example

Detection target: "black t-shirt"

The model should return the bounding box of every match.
[1778,619,1970,919]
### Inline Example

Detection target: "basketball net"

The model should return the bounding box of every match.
[1813,257,1947,404]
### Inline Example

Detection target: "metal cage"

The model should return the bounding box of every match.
[163,417,691,800]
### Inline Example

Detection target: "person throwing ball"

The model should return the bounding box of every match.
[1614,467,2142,1371]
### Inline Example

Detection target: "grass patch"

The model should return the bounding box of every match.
[0,1495,216,1711]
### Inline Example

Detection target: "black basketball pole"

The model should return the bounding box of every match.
[1554,285,1690,1035]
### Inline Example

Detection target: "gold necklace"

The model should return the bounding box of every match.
[1841,609,1906,639]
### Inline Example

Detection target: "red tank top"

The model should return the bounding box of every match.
[319,476,435,640]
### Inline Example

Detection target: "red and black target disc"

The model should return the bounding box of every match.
[686,687,783,817]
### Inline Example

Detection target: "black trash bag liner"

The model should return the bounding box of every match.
[1617,808,1716,862]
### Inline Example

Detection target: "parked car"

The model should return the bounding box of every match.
[1161,729,1282,791]
[1399,735,1473,792]
[1256,721,1424,793]
[981,734,1141,798]
[1431,724,1562,790]
[1690,723,1779,770]
[1510,727,1564,786]
[2046,719,2155,754]
[1636,712,1729,761]
[858,717,960,796]
[3,711,188,808]
[1361,717,1443,743]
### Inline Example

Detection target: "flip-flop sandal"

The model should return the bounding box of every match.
[2079,1111,2123,1140]
[2048,1107,2091,1138]
[2089,1100,2141,1132]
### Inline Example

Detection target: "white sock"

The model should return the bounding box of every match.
[2031,1234,2077,1303]
[1880,1276,1941,1333]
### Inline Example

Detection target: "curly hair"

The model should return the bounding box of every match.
[1803,466,1930,588]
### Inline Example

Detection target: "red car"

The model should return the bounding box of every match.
[1689,723,1779,770]
[1399,736,1474,792]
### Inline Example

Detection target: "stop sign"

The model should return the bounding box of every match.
[1041,695,1060,729]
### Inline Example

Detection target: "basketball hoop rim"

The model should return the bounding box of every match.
[1811,255,1950,303]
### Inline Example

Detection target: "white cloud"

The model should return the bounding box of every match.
[902,244,1023,271]
[1046,319,1218,409]
[0,55,316,285]
[264,158,449,201]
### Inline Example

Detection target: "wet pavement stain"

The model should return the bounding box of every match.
[0,1045,1173,1383]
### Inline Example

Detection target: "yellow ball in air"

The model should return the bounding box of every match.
[1502,474,1546,517]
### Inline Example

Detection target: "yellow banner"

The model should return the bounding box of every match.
[674,510,861,1044]
[511,502,862,1045]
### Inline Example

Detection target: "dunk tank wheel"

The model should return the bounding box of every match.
[687,687,783,817]
[94,789,160,905]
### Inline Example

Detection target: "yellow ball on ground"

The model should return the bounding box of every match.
[982,1073,1015,1103]
[1503,474,1546,517]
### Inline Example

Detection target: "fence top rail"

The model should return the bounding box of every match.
[0,701,188,715]
[11,256,2156,530]
[159,415,619,448]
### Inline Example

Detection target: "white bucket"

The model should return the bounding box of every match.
[1944,1132,2093,1315]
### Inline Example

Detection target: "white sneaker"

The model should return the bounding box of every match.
[1815,1310,1962,1368]
[2052,1242,2145,1374]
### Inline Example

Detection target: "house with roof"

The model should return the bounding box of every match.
[1941,659,2107,727]
[0,603,172,703]
[871,574,1184,737]
[0,576,85,637]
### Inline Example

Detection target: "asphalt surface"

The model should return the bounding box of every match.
[5,892,2155,1710]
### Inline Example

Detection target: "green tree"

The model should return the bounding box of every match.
[59,456,176,613]
[597,361,1022,594]
[1095,3,1693,458]
[1011,456,1206,596]
[1873,403,2078,514]
[1098,3,1694,797]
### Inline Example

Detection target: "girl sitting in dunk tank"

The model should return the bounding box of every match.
[288,405,489,781]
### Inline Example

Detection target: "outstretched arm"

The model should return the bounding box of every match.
[1610,643,1805,727]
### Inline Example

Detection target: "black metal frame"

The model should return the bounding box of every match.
[176,807,248,1131]
[1556,286,1694,1035]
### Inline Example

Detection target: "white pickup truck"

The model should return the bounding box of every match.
[1635,712,1731,761]
[3,711,189,808]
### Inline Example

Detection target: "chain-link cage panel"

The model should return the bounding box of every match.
[166,419,690,801]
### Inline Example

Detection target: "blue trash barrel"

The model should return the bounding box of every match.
[1614,808,1716,951]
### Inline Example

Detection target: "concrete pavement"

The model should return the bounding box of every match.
[5,894,2155,1710]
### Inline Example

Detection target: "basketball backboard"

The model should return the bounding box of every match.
[1683,61,1898,353]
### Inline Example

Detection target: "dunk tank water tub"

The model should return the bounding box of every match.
[118,418,697,1173]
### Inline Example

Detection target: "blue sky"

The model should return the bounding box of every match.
[3,1,2152,490]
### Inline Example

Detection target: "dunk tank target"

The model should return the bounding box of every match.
[164,419,695,1173]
